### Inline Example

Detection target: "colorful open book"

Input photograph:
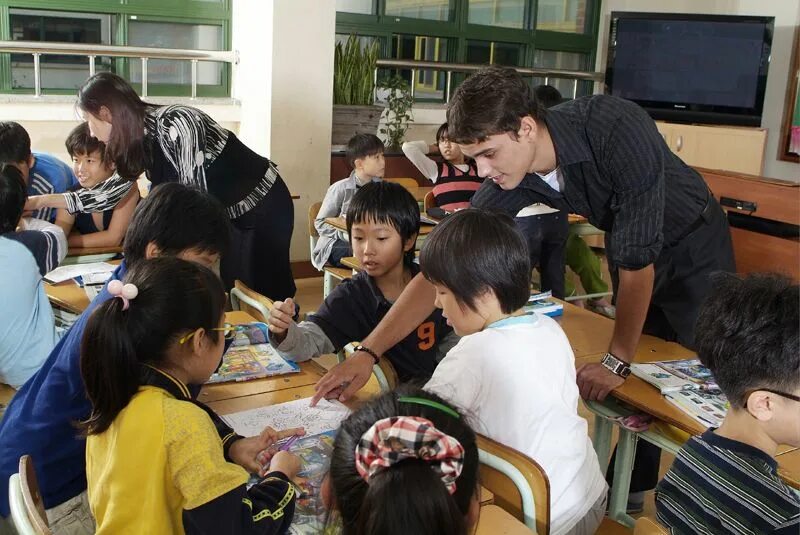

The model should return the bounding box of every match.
[632,358,728,428]
[206,322,300,383]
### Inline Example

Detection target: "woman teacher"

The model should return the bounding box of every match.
[76,72,295,300]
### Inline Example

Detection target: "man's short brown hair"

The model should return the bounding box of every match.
[446,65,544,144]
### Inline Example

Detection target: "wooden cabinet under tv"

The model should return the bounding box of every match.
[656,122,767,175]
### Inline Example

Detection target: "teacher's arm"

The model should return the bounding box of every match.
[310,272,437,405]
[577,106,665,401]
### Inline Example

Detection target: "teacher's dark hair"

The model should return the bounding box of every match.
[0,164,27,233]
[80,257,226,435]
[421,209,530,313]
[123,183,231,269]
[77,72,156,180]
[447,65,544,144]
[329,384,479,535]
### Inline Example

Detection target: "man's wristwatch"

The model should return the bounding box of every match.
[601,352,631,379]
[353,345,380,365]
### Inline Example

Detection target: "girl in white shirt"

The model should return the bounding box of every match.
[420,209,607,535]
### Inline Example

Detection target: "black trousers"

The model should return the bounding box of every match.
[514,211,569,298]
[606,195,736,492]
[221,175,297,301]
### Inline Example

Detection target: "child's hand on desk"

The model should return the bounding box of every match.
[229,425,305,476]
[267,451,302,480]
[268,298,296,343]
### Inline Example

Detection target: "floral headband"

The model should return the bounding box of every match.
[354,416,465,494]
[107,279,138,311]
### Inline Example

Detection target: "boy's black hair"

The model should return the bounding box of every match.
[435,123,450,143]
[695,273,799,409]
[329,384,479,535]
[123,183,231,269]
[346,133,384,169]
[346,181,420,267]
[447,65,545,144]
[65,122,107,163]
[80,257,226,435]
[420,209,530,313]
[533,84,563,109]
[0,164,27,233]
[0,121,32,165]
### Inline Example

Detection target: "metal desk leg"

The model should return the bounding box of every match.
[607,429,638,527]
[593,414,613,474]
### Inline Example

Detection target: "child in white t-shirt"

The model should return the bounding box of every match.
[421,209,607,535]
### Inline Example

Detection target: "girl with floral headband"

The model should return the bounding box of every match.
[80,257,302,534]
[322,385,480,535]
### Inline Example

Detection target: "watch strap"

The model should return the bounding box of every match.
[601,352,631,378]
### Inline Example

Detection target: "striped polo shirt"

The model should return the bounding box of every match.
[655,429,800,534]
[432,161,483,211]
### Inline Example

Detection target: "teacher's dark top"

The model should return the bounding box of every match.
[143,105,279,220]
[471,95,708,271]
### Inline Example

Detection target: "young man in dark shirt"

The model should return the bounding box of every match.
[269,181,454,383]
[310,66,735,503]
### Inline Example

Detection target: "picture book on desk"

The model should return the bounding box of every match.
[206,322,299,383]
[631,358,719,394]
[664,389,728,428]
[523,291,564,317]
[223,397,352,534]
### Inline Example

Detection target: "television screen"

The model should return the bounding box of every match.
[605,13,774,127]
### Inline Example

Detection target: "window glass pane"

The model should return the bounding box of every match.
[9,9,113,90]
[388,34,448,100]
[535,0,588,33]
[466,40,523,66]
[467,0,525,29]
[385,0,452,22]
[336,0,375,15]
[532,49,590,98]
[128,21,223,86]
[335,33,378,49]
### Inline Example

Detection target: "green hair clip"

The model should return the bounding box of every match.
[397,396,460,419]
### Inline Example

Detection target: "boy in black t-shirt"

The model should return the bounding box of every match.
[268,181,455,382]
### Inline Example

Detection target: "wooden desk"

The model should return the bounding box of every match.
[324,216,435,236]
[409,186,433,202]
[45,259,122,314]
[554,301,615,359]
[198,361,327,403]
[777,450,800,490]
[63,245,123,265]
[475,505,534,534]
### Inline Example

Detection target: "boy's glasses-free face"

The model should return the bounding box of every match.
[179,323,244,345]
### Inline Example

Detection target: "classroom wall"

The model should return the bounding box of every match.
[596,0,800,182]
[0,98,239,166]
[233,0,335,266]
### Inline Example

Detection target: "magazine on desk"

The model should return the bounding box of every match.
[206,322,300,383]
[523,291,564,317]
[632,358,728,428]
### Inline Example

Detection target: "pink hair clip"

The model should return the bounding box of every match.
[107,279,139,311]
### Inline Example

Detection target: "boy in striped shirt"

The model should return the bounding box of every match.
[655,273,800,534]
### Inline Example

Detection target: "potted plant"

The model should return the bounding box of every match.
[378,75,414,151]
[332,35,382,146]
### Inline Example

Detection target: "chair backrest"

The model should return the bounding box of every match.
[230,279,274,324]
[385,177,419,190]
[634,517,668,535]
[309,201,322,253]
[9,456,51,535]
[476,434,549,534]
[423,190,436,212]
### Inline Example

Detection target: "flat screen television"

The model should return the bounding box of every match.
[605,12,774,127]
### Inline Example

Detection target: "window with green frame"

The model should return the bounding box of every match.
[335,0,600,103]
[0,0,231,96]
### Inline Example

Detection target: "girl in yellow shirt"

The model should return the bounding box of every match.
[80,257,300,534]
